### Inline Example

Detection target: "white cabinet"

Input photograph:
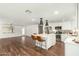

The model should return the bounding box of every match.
[65,44,79,56]
[65,43,79,56]
[26,25,38,36]
[61,34,68,42]
[65,37,79,56]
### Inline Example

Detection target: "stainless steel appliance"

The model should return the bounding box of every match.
[55,26,62,42]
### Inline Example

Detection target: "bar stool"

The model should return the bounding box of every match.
[31,35,37,46]
[37,36,47,50]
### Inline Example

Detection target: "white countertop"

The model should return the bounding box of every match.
[64,35,79,45]
[64,35,79,56]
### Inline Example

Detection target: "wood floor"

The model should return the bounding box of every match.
[0,36,64,56]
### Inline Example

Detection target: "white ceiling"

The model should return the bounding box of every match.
[0,3,77,25]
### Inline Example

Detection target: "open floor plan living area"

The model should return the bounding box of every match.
[0,3,79,56]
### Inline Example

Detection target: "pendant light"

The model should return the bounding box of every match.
[45,20,49,26]
[39,18,43,25]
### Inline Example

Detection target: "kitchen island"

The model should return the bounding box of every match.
[34,34,56,50]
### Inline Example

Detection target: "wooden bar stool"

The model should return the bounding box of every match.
[37,36,47,49]
[31,35,37,46]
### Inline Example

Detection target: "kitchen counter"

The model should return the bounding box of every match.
[64,36,79,45]
[64,35,79,56]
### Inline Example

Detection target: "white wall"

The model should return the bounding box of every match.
[50,21,72,30]
[26,19,77,39]
[10,25,27,35]
[26,22,63,36]
[62,21,72,30]
[25,21,71,36]
[0,18,27,35]
[25,21,70,36]
[13,26,23,34]
[26,25,38,36]
[50,19,77,30]
[50,22,63,30]
[0,17,77,37]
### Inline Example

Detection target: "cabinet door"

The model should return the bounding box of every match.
[65,43,79,56]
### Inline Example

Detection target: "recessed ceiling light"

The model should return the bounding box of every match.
[32,18,36,22]
[54,11,59,15]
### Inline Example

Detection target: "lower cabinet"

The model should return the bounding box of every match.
[65,43,79,56]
